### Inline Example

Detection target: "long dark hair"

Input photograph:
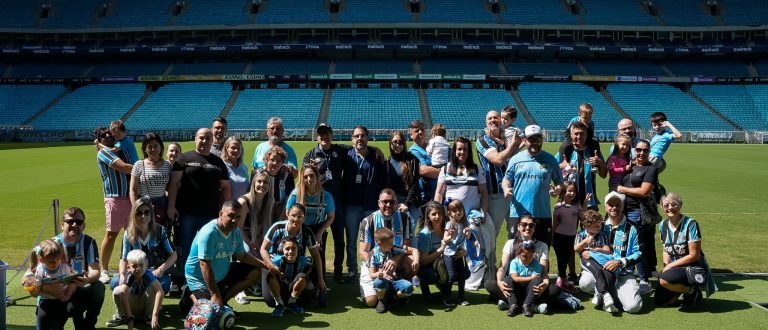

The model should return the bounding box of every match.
[389,131,414,188]
[448,136,476,176]
[420,201,447,232]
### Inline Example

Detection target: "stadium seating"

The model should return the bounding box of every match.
[582,59,668,76]
[579,0,658,26]
[744,85,768,128]
[254,0,329,24]
[503,61,581,75]
[88,61,171,77]
[691,84,768,130]
[43,0,104,29]
[248,59,329,75]
[98,0,173,28]
[721,1,768,26]
[516,82,622,131]
[328,88,420,129]
[31,84,146,130]
[500,0,577,25]
[754,61,768,76]
[126,82,231,130]
[607,83,732,131]
[426,89,526,130]
[653,0,717,26]
[0,0,39,28]
[420,0,495,23]
[226,88,324,130]
[336,0,412,23]
[10,62,91,78]
[666,60,750,77]
[420,59,500,74]
[170,62,247,75]
[0,85,65,126]
[334,59,413,74]
[174,0,250,26]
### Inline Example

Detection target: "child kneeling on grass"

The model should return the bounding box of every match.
[23,239,78,330]
[504,241,546,318]
[574,209,617,313]
[107,249,163,329]
[269,238,312,317]
[369,227,420,313]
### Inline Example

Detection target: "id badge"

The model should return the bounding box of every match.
[355,174,362,184]
[325,170,333,180]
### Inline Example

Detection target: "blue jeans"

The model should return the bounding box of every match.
[178,214,212,262]
[626,210,653,281]
[373,278,414,296]
[110,271,172,293]
[344,206,374,274]
[331,203,346,275]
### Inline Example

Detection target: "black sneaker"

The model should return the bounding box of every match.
[522,304,534,317]
[376,300,387,313]
[106,314,132,327]
[333,273,346,284]
[345,272,357,284]
[507,304,519,317]
[224,305,240,318]
[680,287,702,312]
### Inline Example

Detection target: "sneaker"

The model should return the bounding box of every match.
[272,304,285,317]
[224,305,240,318]
[638,280,653,294]
[333,273,346,284]
[459,299,469,306]
[286,302,304,314]
[411,276,421,287]
[345,271,357,283]
[604,303,619,313]
[106,314,131,327]
[534,303,548,314]
[603,293,615,308]
[591,291,602,306]
[679,287,702,312]
[555,277,565,288]
[507,304,519,317]
[99,270,110,284]
[560,281,577,294]
[376,300,387,313]
[497,299,508,310]
[252,285,263,297]
[522,304,534,317]
[442,299,455,308]
[567,273,578,285]
[235,291,249,305]
[169,283,180,297]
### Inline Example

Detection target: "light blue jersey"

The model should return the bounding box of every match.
[409,144,435,202]
[285,189,335,226]
[659,216,701,263]
[417,227,442,255]
[185,220,246,291]
[504,150,563,218]
[115,136,139,164]
[509,257,542,277]
[650,129,675,159]
[251,141,298,170]
[605,217,642,275]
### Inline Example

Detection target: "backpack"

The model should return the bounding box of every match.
[184,299,235,330]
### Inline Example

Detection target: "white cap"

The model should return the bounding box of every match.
[524,125,543,138]
[605,191,625,205]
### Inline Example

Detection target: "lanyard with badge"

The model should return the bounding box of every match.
[354,152,374,185]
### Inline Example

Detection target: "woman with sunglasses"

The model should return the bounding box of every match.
[386,131,422,242]
[486,215,556,314]
[617,139,659,294]
[109,197,177,293]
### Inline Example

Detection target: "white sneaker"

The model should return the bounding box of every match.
[497,299,508,310]
[534,303,548,314]
[411,276,421,287]
[638,280,653,294]
[604,303,619,313]
[99,270,110,284]
[591,291,602,306]
[602,293,615,309]
[235,291,249,305]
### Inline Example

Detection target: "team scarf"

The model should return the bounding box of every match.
[373,211,404,248]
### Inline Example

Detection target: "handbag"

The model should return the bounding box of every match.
[433,252,448,286]
[685,266,708,286]
[638,196,661,226]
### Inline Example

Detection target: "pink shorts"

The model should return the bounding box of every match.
[104,197,131,232]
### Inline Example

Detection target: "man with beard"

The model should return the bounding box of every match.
[252,117,298,178]
[407,120,439,203]
[502,125,564,245]
[210,116,228,158]
[559,121,607,211]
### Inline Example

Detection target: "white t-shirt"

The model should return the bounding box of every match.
[437,164,486,214]
[426,136,450,166]
[502,238,549,263]
[131,159,171,199]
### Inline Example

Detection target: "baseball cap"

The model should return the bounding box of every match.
[524,125,543,138]
[605,191,625,205]
[316,123,332,134]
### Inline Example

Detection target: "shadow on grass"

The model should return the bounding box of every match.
[0,142,91,150]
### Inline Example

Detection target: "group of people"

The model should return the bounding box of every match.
[22,105,716,329]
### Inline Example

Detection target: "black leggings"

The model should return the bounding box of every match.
[504,276,546,306]
[582,258,616,294]
[38,299,69,330]
[484,277,560,303]
[654,267,693,306]
[442,255,469,299]
[552,233,576,278]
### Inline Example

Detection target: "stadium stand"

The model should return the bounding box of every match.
[653,0,717,26]
[126,82,231,130]
[516,82,622,131]
[174,0,250,26]
[88,61,171,77]
[500,0,577,25]
[503,61,581,75]
[0,0,39,28]
[721,1,768,26]
[31,84,146,130]
[9,62,90,78]
[336,0,412,23]
[254,0,329,24]
[0,85,65,126]
[334,59,413,74]
[226,88,324,130]
[98,0,173,28]
[248,59,329,75]
[665,60,750,77]
[691,84,768,131]
[607,83,732,131]
[579,0,658,26]
[42,0,103,29]
[328,88,421,129]
[170,62,247,75]
[426,89,526,129]
[419,0,495,23]
[420,59,500,74]
[754,61,768,76]
[582,59,668,76]
[744,85,768,128]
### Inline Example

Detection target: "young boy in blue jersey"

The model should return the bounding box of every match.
[268,238,312,317]
[108,120,139,164]
[504,240,544,318]
[107,249,164,329]
[368,227,419,313]
[574,210,617,313]
[648,112,682,174]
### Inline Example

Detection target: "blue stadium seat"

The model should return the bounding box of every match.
[517,82,622,131]
[666,60,750,77]
[754,61,768,76]
[43,0,104,28]
[10,63,90,78]
[174,0,250,26]
[248,59,329,75]
[0,0,40,28]
[0,85,65,126]
[607,83,732,131]
[426,89,525,130]
[421,59,500,74]
[744,85,768,127]
[255,0,329,24]
[500,0,577,25]
[98,0,173,28]
[504,61,581,75]
[720,1,768,26]
[579,0,658,26]
[227,89,324,129]
[653,0,717,26]
[334,59,413,74]
[88,61,171,77]
[692,84,768,130]
[583,59,668,76]
[328,89,420,129]
[31,84,146,130]
[420,0,495,23]
[170,62,247,75]
[336,0,411,23]
[126,82,231,130]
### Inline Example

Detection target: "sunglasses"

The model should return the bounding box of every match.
[135,210,152,218]
[635,148,650,153]
[64,219,84,226]
[519,222,535,228]
[379,200,397,205]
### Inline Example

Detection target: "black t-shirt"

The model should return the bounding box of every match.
[172,151,228,217]
[303,144,351,201]
[621,164,658,210]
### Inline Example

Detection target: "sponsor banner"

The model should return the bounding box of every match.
[486,74,526,81]
[689,132,733,143]
[374,74,398,80]
[657,76,691,83]
[330,74,353,80]
[572,75,617,82]
[418,74,442,80]
[616,76,639,82]
[638,76,659,82]
[98,76,138,83]
[397,74,418,79]
[442,74,462,80]
[309,74,329,79]
[353,74,374,79]
[462,74,486,80]
[691,77,716,83]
